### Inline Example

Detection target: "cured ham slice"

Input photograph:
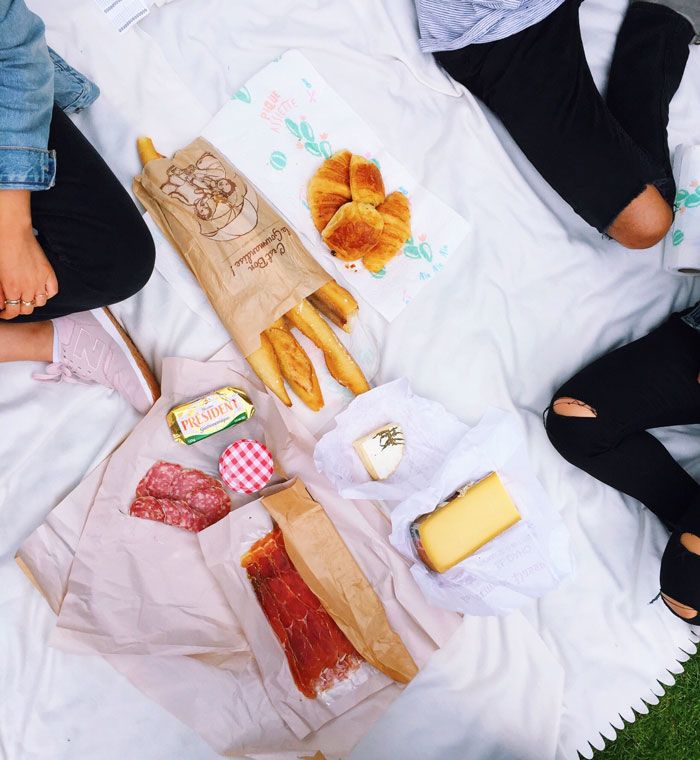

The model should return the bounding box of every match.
[130,462,230,532]
[241,527,362,698]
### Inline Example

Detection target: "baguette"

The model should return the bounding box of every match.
[264,318,324,411]
[286,299,370,395]
[247,332,291,406]
[137,136,164,167]
[308,281,358,333]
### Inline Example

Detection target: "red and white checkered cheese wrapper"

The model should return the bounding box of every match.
[219,439,274,494]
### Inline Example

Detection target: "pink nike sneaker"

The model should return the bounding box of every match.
[33,309,160,415]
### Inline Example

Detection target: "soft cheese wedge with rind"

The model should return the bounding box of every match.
[353,423,404,480]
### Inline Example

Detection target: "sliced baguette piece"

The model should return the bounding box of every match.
[285,299,369,395]
[264,318,324,411]
[247,332,291,406]
[308,280,359,333]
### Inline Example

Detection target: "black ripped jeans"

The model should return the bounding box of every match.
[546,305,700,621]
[435,0,695,232]
[14,106,155,323]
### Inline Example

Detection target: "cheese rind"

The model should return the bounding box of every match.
[353,423,404,480]
[411,472,520,573]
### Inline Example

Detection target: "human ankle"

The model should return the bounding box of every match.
[0,320,54,363]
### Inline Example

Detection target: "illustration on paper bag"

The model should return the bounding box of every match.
[161,152,259,241]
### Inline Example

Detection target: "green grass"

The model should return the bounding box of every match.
[595,648,700,760]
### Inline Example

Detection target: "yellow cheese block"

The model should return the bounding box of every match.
[411,472,521,573]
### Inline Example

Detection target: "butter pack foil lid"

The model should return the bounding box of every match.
[167,387,254,445]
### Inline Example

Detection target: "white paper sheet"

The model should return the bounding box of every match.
[314,378,466,501]
[389,407,574,616]
[201,49,472,322]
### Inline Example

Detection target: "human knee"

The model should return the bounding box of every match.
[551,397,597,418]
[607,185,673,250]
[660,533,700,622]
[105,219,156,303]
[545,395,598,460]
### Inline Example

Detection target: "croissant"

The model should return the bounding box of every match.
[362,192,411,273]
[322,201,384,261]
[308,150,352,233]
[349,154,385,206]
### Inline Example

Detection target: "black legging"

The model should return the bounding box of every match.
[14,106,155,323]
[545,310,700,622]
[435,0,693,233]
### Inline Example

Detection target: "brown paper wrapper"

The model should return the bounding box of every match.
[133,137,331,357]
[261,478,418,684]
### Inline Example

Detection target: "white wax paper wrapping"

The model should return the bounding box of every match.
[314,378,466,501]
[201,49,471,321]
[198,494,390,739]
[390,407,574,616]
[664,143,700,275]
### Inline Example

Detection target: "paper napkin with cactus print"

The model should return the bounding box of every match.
[663,143,700,275]
[202,49,471,321]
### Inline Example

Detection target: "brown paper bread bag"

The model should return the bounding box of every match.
[261,478,418,684]
[134,137,330,358]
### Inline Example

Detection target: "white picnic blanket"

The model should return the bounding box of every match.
[2,0,700,758]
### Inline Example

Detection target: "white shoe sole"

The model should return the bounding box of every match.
[91,308,160,409]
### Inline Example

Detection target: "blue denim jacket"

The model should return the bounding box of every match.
[0,0,99,191]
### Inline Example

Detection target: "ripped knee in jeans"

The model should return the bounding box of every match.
[552,397,597,418]
[661,534,700,620]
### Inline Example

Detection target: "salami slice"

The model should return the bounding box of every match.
[130,496,165,522]
[131,461,230,532]
[136,461,183,499]
[188,485,230,523]
[170,468,216,501]
[158,498,208,532]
